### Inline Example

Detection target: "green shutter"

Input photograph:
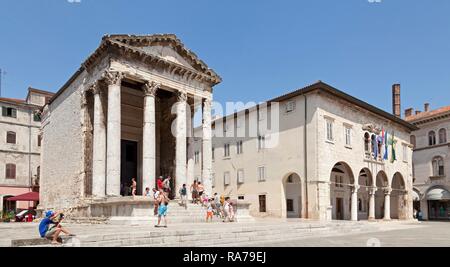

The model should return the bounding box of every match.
[11,108,17,118]
[2,107,6,116]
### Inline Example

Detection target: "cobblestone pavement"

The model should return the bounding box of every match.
[252,221,450,247]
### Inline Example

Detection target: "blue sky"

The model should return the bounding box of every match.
[1,0,449,115]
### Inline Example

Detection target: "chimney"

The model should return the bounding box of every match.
[424,103,430,112]
[405,108,413,118]
[392,84,401,118]
[415,110,422,115]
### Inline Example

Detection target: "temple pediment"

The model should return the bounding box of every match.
[84,34,221,85]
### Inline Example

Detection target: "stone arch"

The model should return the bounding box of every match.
[330,162,355,220]
[282,173,302,218]
[375,171,389,219]
[391,172,407,220]
[357,168,373,220]
[425,185,450,220]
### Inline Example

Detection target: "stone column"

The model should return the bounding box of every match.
[368,187,376,220]
[351,185,359,221]
[104,71,123,197]
[384,187,392,220]
[175,91,187,198]
[142,81,159,194]
[91,82,107,198]
[186,106,195,198]
[202,98,213,196]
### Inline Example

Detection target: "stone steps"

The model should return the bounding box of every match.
[15,221,380,247]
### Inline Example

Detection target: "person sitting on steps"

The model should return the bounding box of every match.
[38,210,75,245]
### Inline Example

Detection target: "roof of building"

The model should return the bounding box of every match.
[28,87,54,96]
[49,34,222,105]
[0,97,26,105]
[212,81,418,131]
[405,105,450,123]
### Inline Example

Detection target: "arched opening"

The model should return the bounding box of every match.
[283,173,302,218]
[330,162,355,220]
[426,186,450,220]
[357,168,373,220]
[375,171,388,219]
[429,131,436,146]
[391,172,407,220]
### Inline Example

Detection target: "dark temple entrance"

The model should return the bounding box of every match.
[121,140,138,196]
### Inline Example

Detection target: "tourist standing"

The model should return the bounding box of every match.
[131,178,137,196]
[190,180,198,204]
[206,199,214,222]
[153,188,161,216]
[163,176,171,198]
[179,184,188,209]
[197,182,205,203]
[155,190,169,228]
[213,193,223,218]
[157,176,164,191]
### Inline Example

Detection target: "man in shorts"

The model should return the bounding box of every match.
[38,210,74,245]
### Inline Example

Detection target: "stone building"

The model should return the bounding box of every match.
[193,82,417,221]
[40,34,221,213]
[406,104,450,220]
[0,88,53,212]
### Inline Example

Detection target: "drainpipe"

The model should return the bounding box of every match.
[304,94,309,219]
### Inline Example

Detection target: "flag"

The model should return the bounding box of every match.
[390,131,397,163]
[384,131,389,160]
[372,135,378,159]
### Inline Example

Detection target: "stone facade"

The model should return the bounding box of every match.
[0,88,53,212]
[40,34,221,213]
[406,105,450,220]
[193,82,416,221]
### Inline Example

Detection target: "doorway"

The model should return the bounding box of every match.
[336,198,344,220]
[121,140,138,196]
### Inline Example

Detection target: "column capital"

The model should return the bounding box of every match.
[352,184,360,193]
[369,187,377,195]
[143,81,160,96]
[177,90,188,102]
[103,71,123,86]
[89,82,102,95]
[384,187,392,195]
[203,97,212,107]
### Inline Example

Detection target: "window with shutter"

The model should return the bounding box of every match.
[6,164,16,179]
[6,131,16,144]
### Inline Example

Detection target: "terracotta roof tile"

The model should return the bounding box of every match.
[0,97,26,104]
[405,106,450,122]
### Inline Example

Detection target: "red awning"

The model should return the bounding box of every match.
[7,192,39,202]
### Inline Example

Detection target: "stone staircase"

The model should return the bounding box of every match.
[13,220,385,247]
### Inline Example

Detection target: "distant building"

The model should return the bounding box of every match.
[406,104,450,220]
[0,88,53,213]
[194,82,416,221]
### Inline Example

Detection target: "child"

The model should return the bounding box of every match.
[202,194,209,207]
[206,199,214,222]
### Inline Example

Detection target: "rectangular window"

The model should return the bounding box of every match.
[38,135,42,147]
[286,101,296,113]
[259,195,267,213]
[402,144,408,162]
[237,140,243,154]
[286,199,294,212]
[212,146,215,161]
[223,172,230,186]
[326,119,334,141]
[5,164,16,179]
[258,166,266,182]
[194,151,200,164]
[6,132,16,144]
[224,144,230,157]
[211,173,215,188]
[33,112,41,122]
[237,169,245,184]
[344,127,351,146]
[2,107,17,118]
[258,136,265,151]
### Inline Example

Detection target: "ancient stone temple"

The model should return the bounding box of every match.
[40,34,221,212]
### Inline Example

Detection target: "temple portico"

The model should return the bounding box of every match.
[40,34,221,211]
